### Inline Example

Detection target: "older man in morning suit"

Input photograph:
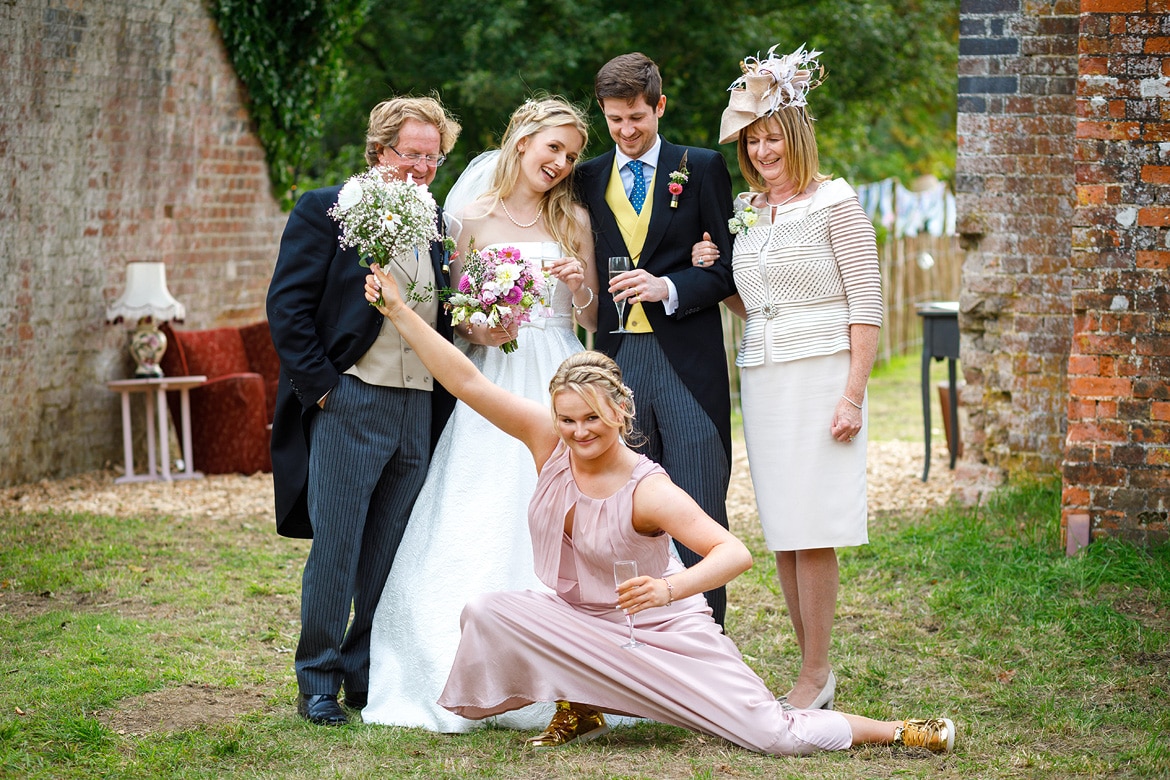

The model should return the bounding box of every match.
[267,96,459,726]
[576,53,736,627]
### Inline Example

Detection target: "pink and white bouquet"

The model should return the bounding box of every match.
[444,243,551,354]
[327,166,444,305]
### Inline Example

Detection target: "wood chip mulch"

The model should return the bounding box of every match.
[1,440,956,524]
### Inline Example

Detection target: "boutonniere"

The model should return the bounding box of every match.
[440,220,457,274]
[669,151,689,209]
[728,204,759,235]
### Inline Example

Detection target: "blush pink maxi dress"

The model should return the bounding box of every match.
[437,443,854,755]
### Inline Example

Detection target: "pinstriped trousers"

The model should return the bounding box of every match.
[614,335,731,627]
[296,374,431,697]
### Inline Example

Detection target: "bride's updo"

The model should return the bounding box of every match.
[549,352,638,443]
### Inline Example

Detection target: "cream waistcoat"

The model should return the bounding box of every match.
[346,248,439,390]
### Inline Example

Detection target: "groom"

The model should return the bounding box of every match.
[576,53,737,627]
[267,96,460,725]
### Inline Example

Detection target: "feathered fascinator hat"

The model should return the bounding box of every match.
[718,43,825,144]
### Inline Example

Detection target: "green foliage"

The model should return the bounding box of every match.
[210,0,373,208]
[211,1,956,203]
[753,0,959,184]
[303,0,957,199]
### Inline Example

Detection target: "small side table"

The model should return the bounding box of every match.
[107,376,206,483]
[916,302,960,482]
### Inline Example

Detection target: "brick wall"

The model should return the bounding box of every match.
[0,0,286,485]
[957,0,1169,545]
[1064,0,1170,545]
[955,0,1080,497]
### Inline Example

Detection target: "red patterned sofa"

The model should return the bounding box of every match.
[159,321,279,475]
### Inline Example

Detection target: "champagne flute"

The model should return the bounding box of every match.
[613,560,646,649]
[608,255,632,333]
[540,241,561,307]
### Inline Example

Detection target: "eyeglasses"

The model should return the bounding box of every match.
[387,144,447,167]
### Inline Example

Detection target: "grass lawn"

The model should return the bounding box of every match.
[1,358,1167,778]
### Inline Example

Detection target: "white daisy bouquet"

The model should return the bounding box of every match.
[444,243,551,354]
[327,166,443,306]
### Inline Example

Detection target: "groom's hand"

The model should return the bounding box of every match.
[609,269,668,305]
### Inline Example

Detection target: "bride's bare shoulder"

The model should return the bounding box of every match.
[454,195,497,225]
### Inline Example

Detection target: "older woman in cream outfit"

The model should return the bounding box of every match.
[693,45,882,712]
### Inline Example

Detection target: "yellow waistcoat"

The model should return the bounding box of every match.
[605,157,655,333]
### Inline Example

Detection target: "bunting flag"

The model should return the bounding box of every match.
[853,177,956,238]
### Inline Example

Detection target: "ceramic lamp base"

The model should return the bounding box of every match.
[129,318,168,377]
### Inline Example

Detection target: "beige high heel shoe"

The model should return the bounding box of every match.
[806,670,836,710]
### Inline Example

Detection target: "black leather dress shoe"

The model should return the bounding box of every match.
[344,691,367,710]
[297,694,348,725]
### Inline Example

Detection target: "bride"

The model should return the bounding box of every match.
[362,97,599,731]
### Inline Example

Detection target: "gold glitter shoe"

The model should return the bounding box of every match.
[525,701,610,750]
[895,718,956,752]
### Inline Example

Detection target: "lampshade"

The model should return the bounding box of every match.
[106,262,186,324]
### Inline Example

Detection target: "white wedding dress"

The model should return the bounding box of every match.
[363,242,583,732]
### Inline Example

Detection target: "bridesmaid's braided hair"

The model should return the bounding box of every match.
[549,352,639,444]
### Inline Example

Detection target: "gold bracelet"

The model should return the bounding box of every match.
[663,577,674,606]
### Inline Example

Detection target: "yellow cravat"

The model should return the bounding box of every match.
[605,157,655,332]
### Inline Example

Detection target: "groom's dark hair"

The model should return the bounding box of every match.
[595,52,662,107]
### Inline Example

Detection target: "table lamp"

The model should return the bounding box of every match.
[106,262,186,377]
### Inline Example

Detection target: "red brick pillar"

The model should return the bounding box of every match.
[954,0,1080,500]
[1064,0,1170,546]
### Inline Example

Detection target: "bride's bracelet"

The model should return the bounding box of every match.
[663,577,674,606]
[572,286,594,314]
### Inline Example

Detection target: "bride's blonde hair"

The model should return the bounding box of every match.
[549,352,638,443]
[483,97,590,258]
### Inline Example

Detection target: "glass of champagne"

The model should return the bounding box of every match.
[613,560,646,649]
[540,241,561,307]
[608,256,632,333]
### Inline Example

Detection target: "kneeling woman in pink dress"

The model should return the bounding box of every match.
[363,265,955,756]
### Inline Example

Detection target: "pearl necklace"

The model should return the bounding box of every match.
[764,188,804,209]
[501,199,544,229]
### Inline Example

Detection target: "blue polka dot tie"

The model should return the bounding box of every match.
[628,159,646,215]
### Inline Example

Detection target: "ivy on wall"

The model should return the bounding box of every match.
[210,0,371,209]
